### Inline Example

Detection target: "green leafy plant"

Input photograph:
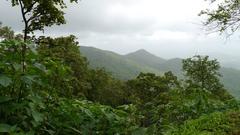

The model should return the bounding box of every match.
[167,109,240,135]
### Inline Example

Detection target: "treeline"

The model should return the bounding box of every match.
[0,23,240,134]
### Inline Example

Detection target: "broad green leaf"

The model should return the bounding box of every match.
[21,75,36,85]
[132,127,147,135]
[0,124,12,133]
[68,127,82,134]
[12,63,21,71]
[34,63,46,72]
[28,44,38,54]
[0,75,12,87]
[32,110,44,123]
[0,96,12,104]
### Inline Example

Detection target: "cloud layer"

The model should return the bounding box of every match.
[1,0,240,58]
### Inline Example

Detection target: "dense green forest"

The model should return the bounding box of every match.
[1,0,240,135]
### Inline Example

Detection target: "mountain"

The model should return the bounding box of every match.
[205,52,240,70]
[125,49,166,69]
[80,46,240,98]
[80,46,161,80]
[221,68,240,97]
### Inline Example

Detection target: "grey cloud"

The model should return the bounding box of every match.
[0,0,202,36]
[0,1,23,31]
[1,0,240,60]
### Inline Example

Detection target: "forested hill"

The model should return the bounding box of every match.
[80,46,162,80]
[125,49,166,69]
[80,46,240,98]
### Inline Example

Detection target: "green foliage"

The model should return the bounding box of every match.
[200,0,240,34]
[183,55,223,92]
[1,96,142,134]
[0,95,47,134]
[0,39,43,98]
[123,56,236,134]
[126,72,180,128]
[162,88,236,127]
[0,40,67,134]
[168,109,240,135]
[5,0,240,134]
[140,86,236,134]
[127,72,179,104]
[0,40,142,134]
[4,1,240,133]
[0,23,240,135]
[0,22,15,40]
[47,99,142,135]
[80,47,240,99]
[0,39,239,134]
[40,58,76,98]
[87,68,127,106]
[37,35,89,98]
[9,0,79,36]
[0,39,75,99]
[80,46,162,80]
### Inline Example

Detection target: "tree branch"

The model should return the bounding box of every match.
[23,1,37,15]
[18,0,28,41]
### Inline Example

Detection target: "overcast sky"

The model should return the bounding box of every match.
[1,0,240,59]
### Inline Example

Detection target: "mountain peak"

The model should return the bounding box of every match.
[125,49,166,67]
[132,49,152,55]
[135,49,148,53]
[127,49,154,56]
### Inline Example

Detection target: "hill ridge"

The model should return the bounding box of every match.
[80,46,240,98]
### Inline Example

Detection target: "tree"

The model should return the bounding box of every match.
[182,55,223,92]
[200,0,240,34]
[87,68,127,106]
[0,22,14,40]
[9,0,79,41]
[126,72,179,127]
[0,22,23,40]
[7,0,80,83]
[37,35,89,97]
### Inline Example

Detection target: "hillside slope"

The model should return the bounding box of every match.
[125,49,166,69]
[80,46,240,98]
[80,46,161,80]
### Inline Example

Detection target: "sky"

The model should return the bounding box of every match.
[1,0,240,59]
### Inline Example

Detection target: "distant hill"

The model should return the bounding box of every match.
[80,46,240,98]
[220,68,240,97]
[125,49,166,69]
[207,52,240,70]
[80,46,161,80]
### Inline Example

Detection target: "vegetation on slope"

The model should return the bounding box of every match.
[125,49,166,69]
[80,46,162,80]
[168,109,240,135]
[80,46,240,98]
[0,34,239,134]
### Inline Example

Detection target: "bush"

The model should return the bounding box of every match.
[167,109,240,135]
